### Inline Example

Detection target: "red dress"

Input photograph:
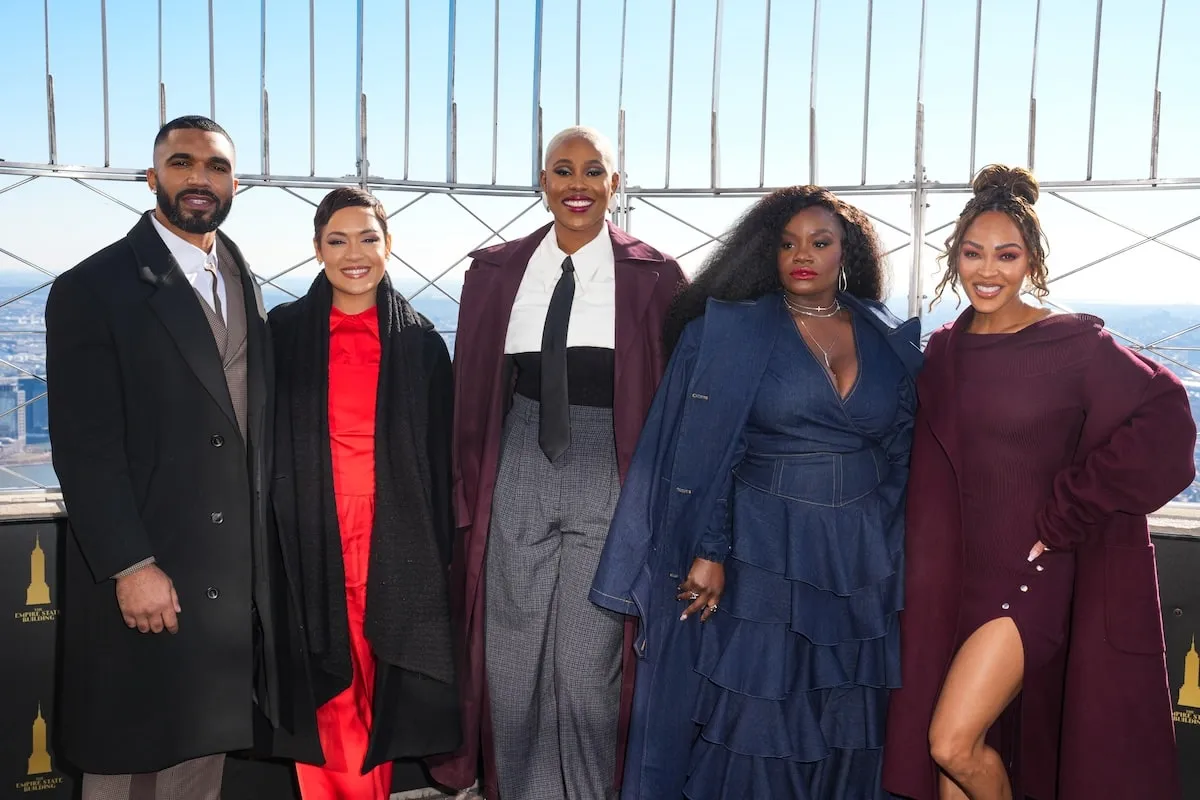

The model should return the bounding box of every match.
[295,307,392,800]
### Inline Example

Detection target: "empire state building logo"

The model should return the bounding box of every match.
[26,535,50,606]
[1179,636,1200,710]
[28,704,51,775]
[15,535,58,623]
[14,703,64,791]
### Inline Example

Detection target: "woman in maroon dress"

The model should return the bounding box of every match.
[271,187,460,800]
[882,165,1196,800]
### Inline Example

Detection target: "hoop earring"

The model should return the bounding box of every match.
[838,268,848,293]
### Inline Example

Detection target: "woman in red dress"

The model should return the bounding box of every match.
[882,165,1196,800]
[271,187,460,799]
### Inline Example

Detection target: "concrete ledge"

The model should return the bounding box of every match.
[0,489,64,521]
[1150,501,1200,538]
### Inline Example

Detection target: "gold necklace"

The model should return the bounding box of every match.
[783,293,841,318]
[797,316,840,371]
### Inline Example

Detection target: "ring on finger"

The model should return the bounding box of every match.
[708,604,718,613]
[688,591,700,600]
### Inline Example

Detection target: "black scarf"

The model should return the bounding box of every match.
[275,273,455,700]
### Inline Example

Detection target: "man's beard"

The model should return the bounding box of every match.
[157,186,232,234]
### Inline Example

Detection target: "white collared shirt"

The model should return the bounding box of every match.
[150,213,227,324]
[504,228,616,353]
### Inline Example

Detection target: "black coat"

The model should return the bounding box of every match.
[266,289,461,771]
[46,212,294,773]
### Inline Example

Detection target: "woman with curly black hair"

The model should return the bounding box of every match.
[591,185,922,798]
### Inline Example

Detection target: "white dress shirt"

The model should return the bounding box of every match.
[150,213,227,324]
[504,228,616,353]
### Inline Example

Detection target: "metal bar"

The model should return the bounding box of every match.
[0,249,55,280]
[279,186,320,208]
[356,0,365,185]
[1150,0,1167,180]
[385,251,440,285]
[925,218,957,237]
[6,161,1200,197]
[359,93,369,188]
[257,277,302,301]
[1046,213,1200,286]
[968,0,983,179]
[617,0,629,226]
[208,0,216,119]
[618,0,629,110]
[0,353,51,382]
[260,0,268,174]
[1047,190,1200,266]
[1085,0,1103,181]
[309,0,315,175]
[158,0,165,125]
[491,0,500,185]
[908,0,928,320]
[446,0,457,183]
[71,177,141,215]
[1145,322,1200,348]
[383,192,429,219]
[0,177,38,196]
[758,0,772,188]
[531,0,545,182]
[808,0,821,185]
[44,0,56,165]
[860,0,873,186]
[0,279,56,305]
[408,200,542,298]
[710,0,724,190]
[617,108,628,228]
[862,211,913,239]
[448,194,508,242]
[100,0,111,167]
[0,393,50,422]
[262,92,270,173]
[0,466,48,492]
[404,0,411,180]
[1028,0,1041,170]
[575,0,582,125]
[675,237,723,261]
[636,197,728,244]
[258,254,319,286]
[665,0,678,187]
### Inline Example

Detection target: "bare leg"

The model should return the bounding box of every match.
[928,617,1024,799]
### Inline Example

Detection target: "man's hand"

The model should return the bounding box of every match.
[115,564,181,634]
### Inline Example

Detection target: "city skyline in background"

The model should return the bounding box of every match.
[0,0,1196,498]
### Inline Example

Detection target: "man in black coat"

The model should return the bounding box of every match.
[46,115,291,800]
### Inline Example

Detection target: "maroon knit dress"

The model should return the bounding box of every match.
[954,315,1091,670]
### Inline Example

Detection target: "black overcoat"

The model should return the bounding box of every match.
[46,212,294,773]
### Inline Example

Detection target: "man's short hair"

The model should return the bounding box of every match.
[153,116,235,152]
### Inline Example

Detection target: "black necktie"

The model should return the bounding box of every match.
[539,256,575,462]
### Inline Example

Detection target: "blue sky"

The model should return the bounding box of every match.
[1,0,1198,318]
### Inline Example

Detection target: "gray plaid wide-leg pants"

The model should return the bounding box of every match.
[81,755,225,800]
[485,394,625,800]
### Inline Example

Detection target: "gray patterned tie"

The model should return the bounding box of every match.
[204,260,224,328]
